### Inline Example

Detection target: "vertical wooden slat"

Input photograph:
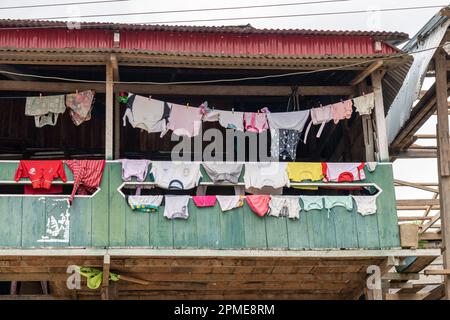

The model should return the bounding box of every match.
[196,204,220,249]
[375,164,400,248]
[243,203,267,248]
[125,203,150,246]
[371,70,389,162]
[435,49,450,299]
[108,163,126,246]
[91,167,109,247]
[149,207,173,248]
[69,198,92,247]
[105,57,114,160]
[173,200,198,248]
[0,197,22,246]
[21,198,46,247]
[333,206,358,248]
[219,205,245,249]
[265,216,289,249]
[286,207,310,249]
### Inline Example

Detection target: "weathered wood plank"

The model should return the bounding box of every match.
[125,203,150,247]
[172,200,198,248]
[219,205,245,249]
[196,204,220,249]
[69,198,92,247]
[333,206,359,249]
[265,216,289,249]
[243,203,267,249]
[149,207,173,248]
[108,163,126,246]
[91,167,109,247]
[0,197,22,247]
[287,209,310,249]
[21,198,46,247]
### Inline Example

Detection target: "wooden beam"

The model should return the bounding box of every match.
[424,284,445,300]
[420,214,441,234]
[397,199,441,207]
[382,273,420,281]
[110,54,121,160]
[371,70,389,162]
[101,254,111,300]
[105,59,114,160]
[350,61,383,86]
[393,149,438,159]
[419,232,441,241]
[425,269,450,275]
[0,80,355,96]
[398,217,434,221]
[435,49,450,300]
[394,179,439,193]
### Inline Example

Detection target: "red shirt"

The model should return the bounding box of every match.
[14,160,67,189]
[64,160,105,205]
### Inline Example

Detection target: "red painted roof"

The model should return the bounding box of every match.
[0,19,405,57]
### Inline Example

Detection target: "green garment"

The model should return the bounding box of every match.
[75,266,120,290]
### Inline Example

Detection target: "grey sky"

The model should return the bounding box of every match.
[0,0,447,37]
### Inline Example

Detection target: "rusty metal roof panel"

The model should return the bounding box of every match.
[0,19,409,40]
[0,19,407,57]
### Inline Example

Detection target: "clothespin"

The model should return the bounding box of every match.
[232,107,235,114]
[39,93,42,99]
[362,91,365,96]
[76,89,78,94]
[148,95,152,100]
[186,103,189,108]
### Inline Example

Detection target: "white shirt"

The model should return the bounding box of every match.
[151,162,202,190]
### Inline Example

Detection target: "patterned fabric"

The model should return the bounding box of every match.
[243,111,269,133]
[271,129,301,160]
[64,160,105,205]
[353,93,375,115]
[65,90,95,126]
[25,95,66,128]
[127,195,163,213]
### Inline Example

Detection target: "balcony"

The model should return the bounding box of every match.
[0,161,399,250]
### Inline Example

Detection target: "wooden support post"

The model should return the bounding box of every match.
[110,54,121,159]
[435,49,450,300]
[105,58,114,160]
[350,61,383,86]
[362,115,375,161]
[371,70,390,162]
[101,254,111,300]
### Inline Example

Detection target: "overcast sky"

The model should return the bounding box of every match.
[0,0,447,37]
[0,0,447,217]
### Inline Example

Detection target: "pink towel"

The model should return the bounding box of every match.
[331,100,353,124]
[246,195,271,217]
[192,195,217,207]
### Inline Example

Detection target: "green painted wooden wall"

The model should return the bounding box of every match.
[0,161,400,249]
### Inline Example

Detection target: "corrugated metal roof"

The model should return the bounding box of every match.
[0,25,402,57]
[385,6,450,146]
[0,47,408,70]
[0,19,409,41]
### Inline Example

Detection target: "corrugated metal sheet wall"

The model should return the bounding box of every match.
[0,29,398,56]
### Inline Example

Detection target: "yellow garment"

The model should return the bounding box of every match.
[287,162,324,190]
[75,266,120,290]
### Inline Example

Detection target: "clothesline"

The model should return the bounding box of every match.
[126,193,379,219]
